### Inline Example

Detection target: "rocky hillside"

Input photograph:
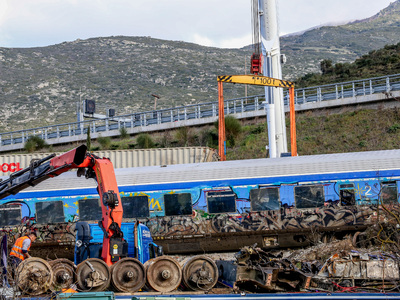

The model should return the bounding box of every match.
[1,1,400,132]
[282,0,400,77]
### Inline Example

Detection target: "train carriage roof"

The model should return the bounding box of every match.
[2,149,400,193]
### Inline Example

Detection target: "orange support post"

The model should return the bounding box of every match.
[218,81,226,161]
[289,87,297,156]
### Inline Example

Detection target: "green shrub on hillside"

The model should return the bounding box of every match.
[24,136,48,153]
[214,115,242,147]
[119,127,129,139]
[97,136,112,150]
[296,42,400,87]
[136,133,155,149]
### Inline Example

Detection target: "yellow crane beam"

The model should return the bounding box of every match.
[217,75,294,88]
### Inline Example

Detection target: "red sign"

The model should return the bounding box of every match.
[1,163,23,173]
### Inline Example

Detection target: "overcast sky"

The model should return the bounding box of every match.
[0,0,395,49]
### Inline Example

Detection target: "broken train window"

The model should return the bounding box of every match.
[79,198,102,221]
[35,201,65,224]
[0,204,21,226]
[380,181,398,204]
[164,193,192,216]
[250,187,280,211]
[339,183,356,206]
[122,196,150,218]
[294,185,325,209]
[206,190,236,214]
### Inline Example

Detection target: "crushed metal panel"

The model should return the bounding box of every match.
[330,261,363,279]
[367,259,399,280]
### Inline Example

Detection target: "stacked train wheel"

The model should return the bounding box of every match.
[49,258,76,292]
[111,257,146,292]
[145,256,182,292]
[76,258,110,291]
[181,255,218,291]
[15,257,54,296]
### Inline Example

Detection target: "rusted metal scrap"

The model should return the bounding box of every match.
[217,244,312,293]
[311,250,400,291]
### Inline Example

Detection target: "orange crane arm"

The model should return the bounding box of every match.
[0,144,126,265]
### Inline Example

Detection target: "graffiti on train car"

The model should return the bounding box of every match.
[0,173,399,256]
[144,204,374,238]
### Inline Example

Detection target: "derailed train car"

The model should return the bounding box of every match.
[0,148,400,256]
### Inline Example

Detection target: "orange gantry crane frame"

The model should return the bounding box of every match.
[217,74,297,161]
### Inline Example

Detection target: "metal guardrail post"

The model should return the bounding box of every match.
[170,110,173,122]
[386,76,391,92]
[352,83,356,97]
[80,121,84,136]
[369,80,373,94]
[341,85,344,99]
[335,85,339,99]
[255,97,259,111]
[184,108,188,120]
[241,99,244,113]
[198,105,201,118]
[362,81,366,96]
[317,87,321,102]
[56,126,59,138]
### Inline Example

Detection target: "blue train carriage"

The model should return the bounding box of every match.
[0,149,399,256]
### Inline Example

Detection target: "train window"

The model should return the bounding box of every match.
[250,188,280,211]
[0,204,21,226]
[207,191,236,214]
[35,201,65,224]
[295,185,325,209]
[381,181,398,204]
[164,193,192,216]
[79,198,102,221]
[122,196,150,218]
[339,184,355,206]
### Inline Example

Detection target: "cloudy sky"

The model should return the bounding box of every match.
[0,0,395,48]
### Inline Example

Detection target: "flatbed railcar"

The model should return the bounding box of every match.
[1,149,400,255]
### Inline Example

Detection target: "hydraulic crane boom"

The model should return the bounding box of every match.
[0,144,125,265]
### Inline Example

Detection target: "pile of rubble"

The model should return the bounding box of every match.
[216,238,400,293]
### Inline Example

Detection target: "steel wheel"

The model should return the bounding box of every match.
[76,258,110,292]
[49,258,76,292]
[146,256,182,292]
[15,257,53,296]
[111,258,146,293]
[181,255,218,291]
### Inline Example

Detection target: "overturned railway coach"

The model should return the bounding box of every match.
[1,149,399,255]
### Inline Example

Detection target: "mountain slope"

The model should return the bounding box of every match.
[1,1,400,132]
[0,38,251,131]
[282,0,400,78]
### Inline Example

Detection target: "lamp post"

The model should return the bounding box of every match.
[151,94,160,110]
